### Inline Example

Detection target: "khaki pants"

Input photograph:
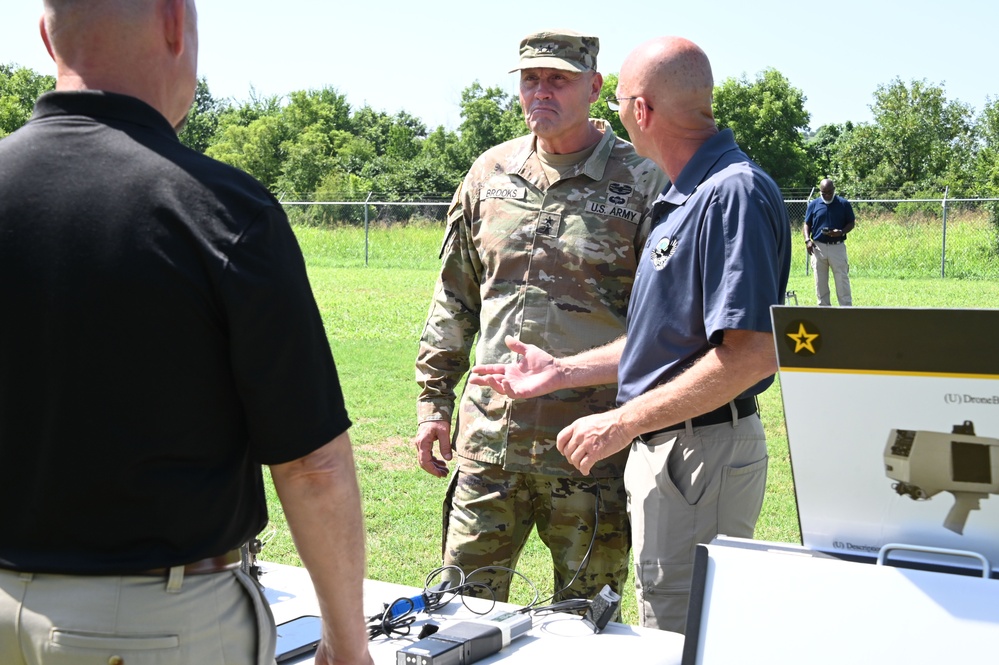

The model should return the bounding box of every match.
[625,414,768,633]
[442,459,631,602]
[811,241,852,306]
[0,566,275,665]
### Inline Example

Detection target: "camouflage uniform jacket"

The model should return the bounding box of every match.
[416,119,669,477]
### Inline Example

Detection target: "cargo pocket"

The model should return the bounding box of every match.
[635,560,694,633]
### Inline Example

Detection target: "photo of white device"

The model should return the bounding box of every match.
[884,421,999,534]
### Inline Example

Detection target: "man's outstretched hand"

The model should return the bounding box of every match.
[469,336,562,399]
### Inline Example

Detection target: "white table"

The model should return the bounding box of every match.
[260,562,683,664]
[685,538,999,664]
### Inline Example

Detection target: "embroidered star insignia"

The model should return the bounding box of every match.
[787,323,820,354]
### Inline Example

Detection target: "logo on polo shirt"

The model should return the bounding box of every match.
[651,236,679,270]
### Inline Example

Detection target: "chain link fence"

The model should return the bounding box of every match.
[282,194,999,279]
[785,197,999,280]
[281,195,450,227]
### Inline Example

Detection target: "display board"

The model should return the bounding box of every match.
[771,306,999,573]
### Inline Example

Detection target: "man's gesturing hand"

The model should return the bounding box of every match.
[469,335,562,399]
[556,411,633,476]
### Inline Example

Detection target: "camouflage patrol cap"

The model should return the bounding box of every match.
[509,30,599,73]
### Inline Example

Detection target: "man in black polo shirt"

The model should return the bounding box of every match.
[804,178,856,306]
[0,2,372,664]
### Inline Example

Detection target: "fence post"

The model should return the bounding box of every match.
[940,186,949,278]
[804,186,815,277]
[364,191,373,267]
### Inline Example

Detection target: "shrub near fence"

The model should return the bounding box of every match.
[286,197,999,279]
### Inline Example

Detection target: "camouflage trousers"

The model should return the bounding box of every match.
[441,458,630,603]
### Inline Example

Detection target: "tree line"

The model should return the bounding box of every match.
[3,62,998,208]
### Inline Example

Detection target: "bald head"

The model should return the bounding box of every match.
[621,36,714,129]
[819,178,835,201]
[41,0,199,129]
[43,0,157,60]
[615,36,717,178]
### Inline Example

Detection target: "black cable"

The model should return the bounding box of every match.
[367,567,464,640]
[367,486,603,639]
[421,565,464,612]
[526,598,593,616]
[525,482,602,610]
[463,565,538,614]
[366,596,418,640]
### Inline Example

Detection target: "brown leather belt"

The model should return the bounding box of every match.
[637,397,758,443]
[139,548,242,576]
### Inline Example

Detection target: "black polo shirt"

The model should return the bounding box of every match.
[0,91,350,574]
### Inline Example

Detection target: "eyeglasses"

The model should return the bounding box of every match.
[604,95,653,112]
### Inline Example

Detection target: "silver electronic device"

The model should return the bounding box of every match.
[396,609,531,665]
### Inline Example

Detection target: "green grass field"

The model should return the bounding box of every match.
[258,222,999,625]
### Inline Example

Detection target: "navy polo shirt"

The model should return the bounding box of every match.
[617,129,791,405]
[805,195,855,243]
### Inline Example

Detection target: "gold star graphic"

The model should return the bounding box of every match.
[787,323,820,354]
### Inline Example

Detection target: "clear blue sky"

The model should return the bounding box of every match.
[3,0,994,132]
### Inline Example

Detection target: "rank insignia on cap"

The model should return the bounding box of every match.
[511,30,599,73]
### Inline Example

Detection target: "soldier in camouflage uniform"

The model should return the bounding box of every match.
[414,29,669,602]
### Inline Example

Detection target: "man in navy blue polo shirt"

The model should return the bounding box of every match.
[804,178,856,306]
[469,36,791,634]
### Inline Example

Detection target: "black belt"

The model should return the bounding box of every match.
[638,397,757,443]
[815,238,844,244]
[0,549,243,578]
